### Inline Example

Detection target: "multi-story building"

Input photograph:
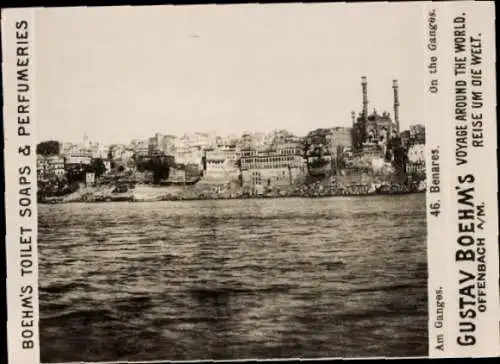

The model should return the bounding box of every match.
[36,155,48,180]
[148,135,162,157]
[241,152,305,170]
[46,155,66,177]
[160,134,177,155]
[408,143,425,164]
[179,132,217,150]
[216,135,239,149]
[251,132,267,147]
[304,128,334,176]
[60,142,77,156]
[204,150,226,177]
[37,155,65,180]
[85,172,96,186]
[239,138,306,192]
[406,143,425,176]
[203,149,239,181]
[132,139,149,157]
[66,147,92,165]
[112,148,135,171]
[239,133,255,150]
[87,142,109,159]
[329,127,352,155]
[175,145,203,168]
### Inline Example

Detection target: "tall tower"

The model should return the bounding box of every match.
[351,111,356,126]
[392,79,400,134]
[83,132,89,149]
[361,76,368,121]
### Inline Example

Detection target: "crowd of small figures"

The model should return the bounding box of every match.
[290,180,423,198]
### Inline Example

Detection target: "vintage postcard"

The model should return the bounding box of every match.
[2,2,498,363]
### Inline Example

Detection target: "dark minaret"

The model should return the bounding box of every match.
[361,76,368,121]
[392,79,400,134]
[351,111,356,126]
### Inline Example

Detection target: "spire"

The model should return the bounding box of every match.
[361,76,368,121]
[83,132,89,149]
[392,79,400,134]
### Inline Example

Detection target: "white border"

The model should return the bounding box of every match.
[2,2,499,363]
[3,6,39,364]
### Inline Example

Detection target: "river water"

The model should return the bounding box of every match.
[39,194,428,362]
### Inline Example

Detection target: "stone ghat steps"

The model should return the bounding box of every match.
[132,185,184,200]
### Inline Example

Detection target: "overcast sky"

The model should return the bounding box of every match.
[36,3,425,145]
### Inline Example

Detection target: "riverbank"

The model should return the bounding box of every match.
[39,184,425,204]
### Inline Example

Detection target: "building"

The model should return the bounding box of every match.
[351,77,400,151]
[88,142,102,159]
[242,168,295,190]
[204,150,226,174]
[329,127,352,155]
[407,143,425,177]
[148,135,162,157]
[46,155,66,177]
[304,129,334,176]
[240,146,304,171]
[103,160,112,172]
[93,144,110,159]
[36,155,48,180]
[239,133,255,150]
[66,144,92,166]
[131,139,149,157]
[36,155,66,180]
[216,135,239,149]
[175,145,203,168]
[82,132,90,149]
[160,134,177,155]
[85,172,96,186]
[203,149,239,181]
[239,138,307,192]
[60,142,77,156]
[408,143,425,164]
[177,132,217,150]
[65,134,93,165]
[304,126,353,176]
[112,148,134,170]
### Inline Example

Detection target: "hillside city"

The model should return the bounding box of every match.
[37,77,426,202]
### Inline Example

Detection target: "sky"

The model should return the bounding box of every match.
[36,3,425,145]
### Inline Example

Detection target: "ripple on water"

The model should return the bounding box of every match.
[39,195,427,362]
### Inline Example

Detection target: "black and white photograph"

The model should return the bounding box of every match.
[18,3,432,362]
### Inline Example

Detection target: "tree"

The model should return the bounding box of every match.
[134,155,173,184]
[66,164,86,184]
[392,146,408,173]
[37,140,60,156]
[87,158,106,178]
[148,156,171,184]
[107,147,116,170]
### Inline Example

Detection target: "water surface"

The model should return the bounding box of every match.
[39,195,427,362]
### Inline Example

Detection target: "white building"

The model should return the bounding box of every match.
[408,144,425,163]
[204,150,239,181]
[46,155,66,177]
[85,172,95,186]
[175,146,203,167]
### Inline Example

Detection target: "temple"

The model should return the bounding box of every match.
[351,77,400,153]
